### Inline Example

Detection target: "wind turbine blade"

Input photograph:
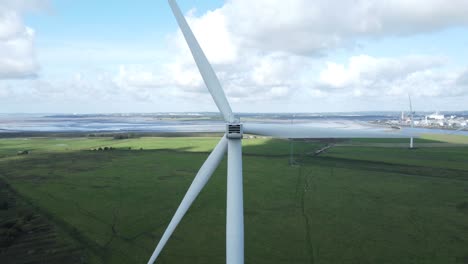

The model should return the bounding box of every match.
[226,139,244,264]
[168,0,234,122]
[147,136,228,264]
[243,123,419,139]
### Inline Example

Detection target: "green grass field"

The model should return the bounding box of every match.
[1,136,468,263]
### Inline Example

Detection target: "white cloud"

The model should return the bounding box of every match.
[115,0,468,105]
[457,69,468,86]
[0,83,12,98]
[317,55,467,97]
[7,0,468,113]
[222,0,468,54]
[0,0,47,79]
[164,0,468,103]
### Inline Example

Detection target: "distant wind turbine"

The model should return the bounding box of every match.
[147,1,420,263]
[408,94,414,149]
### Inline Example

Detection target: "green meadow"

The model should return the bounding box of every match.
[1,135,468,263]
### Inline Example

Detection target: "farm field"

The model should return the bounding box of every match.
[0,136,468,263]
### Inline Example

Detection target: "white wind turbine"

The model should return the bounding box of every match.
[408,94,415,148]
[148,1,418,263]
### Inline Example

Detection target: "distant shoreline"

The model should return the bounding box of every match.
[0,131,225,139]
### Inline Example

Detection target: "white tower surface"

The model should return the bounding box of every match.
[408,94,414,149]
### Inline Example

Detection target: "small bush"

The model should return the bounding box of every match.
[17,150,29,155]
[2,220,15,229]
[113,134,128,140]
[0,201,9,210]
[24,212,34,221]
[456,201,468,212]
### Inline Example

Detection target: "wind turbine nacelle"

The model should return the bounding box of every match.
[226,124,243,139]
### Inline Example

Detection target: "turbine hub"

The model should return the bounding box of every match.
[226,123,243,139]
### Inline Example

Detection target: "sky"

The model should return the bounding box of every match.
[1,0,468,113]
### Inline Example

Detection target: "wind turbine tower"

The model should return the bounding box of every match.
[408,94,414,149]
[289,114,296,166]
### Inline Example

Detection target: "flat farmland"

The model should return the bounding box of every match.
[0,136,467,263]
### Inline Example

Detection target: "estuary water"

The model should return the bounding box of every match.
[0,113,467,136]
